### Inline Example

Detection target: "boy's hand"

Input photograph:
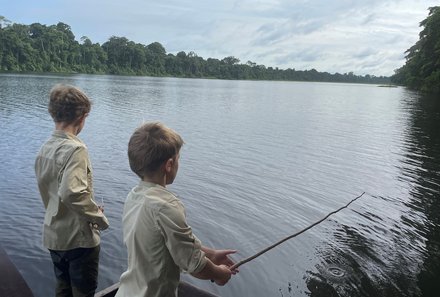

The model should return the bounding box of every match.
[213,265,232,286]
[98,205,104,213]
[210,249,239,274]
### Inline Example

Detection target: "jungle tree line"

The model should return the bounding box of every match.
[391,6,440,92]
[0,17,390,84]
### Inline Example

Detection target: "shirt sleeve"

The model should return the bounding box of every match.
[157,201,207,274]
[58,146,109,230]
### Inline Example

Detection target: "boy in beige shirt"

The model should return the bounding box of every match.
[35,84,109,297]
[116,122,237,297]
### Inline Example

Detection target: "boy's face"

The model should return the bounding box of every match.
[166,153,180,185]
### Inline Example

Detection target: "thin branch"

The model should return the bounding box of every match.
[230,192,365,270]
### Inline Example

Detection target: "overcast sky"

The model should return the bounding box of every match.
[1,0,438,76]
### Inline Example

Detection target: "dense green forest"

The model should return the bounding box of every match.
[0,17,389,84]
[391,6,440,92]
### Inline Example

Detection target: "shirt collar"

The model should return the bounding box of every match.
[138,180,165,189]
[52,130,84,144]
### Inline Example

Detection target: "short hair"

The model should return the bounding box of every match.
[128,122,184,178]
[48,84,91,124]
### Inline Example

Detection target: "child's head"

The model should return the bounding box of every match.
[128,122,184,182]
[48,84,91,124]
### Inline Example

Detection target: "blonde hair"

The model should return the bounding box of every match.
[128,122,184,178]
[48,84,91,124]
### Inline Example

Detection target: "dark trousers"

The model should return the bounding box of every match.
[49,246,100,297]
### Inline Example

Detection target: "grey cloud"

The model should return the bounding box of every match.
[361,13,377,25]
[252,22,290,46]
[352,48,376,59]
[273,48,322,65]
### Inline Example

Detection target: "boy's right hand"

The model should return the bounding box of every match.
[213,265,232,286]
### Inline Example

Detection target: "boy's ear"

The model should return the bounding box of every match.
[74,114,87,127]
[164,158,174,173]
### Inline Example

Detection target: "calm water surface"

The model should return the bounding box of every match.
[0,74,439,297]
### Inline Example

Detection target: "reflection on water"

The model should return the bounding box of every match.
[404,92,440,296]
[0,74,439,297]
[304,91,440,297]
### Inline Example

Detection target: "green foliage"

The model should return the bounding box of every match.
[391,6,440,92]
[0,18,390,84]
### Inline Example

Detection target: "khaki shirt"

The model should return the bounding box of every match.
[35,130,109,250]
[116,181,207,297]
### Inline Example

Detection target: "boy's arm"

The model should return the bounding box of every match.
[158,203,206,272]
[158,203,234,285]
[59,146,109,230]
[191,258,232,286]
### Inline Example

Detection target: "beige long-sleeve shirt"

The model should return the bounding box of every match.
[115,181,207,297]
[35,130,109,250]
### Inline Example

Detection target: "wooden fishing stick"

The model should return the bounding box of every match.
[230,192,365,270]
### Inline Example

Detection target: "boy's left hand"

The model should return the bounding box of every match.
[211,250,239,274]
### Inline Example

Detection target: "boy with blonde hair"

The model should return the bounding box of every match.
[116,122,237,297]
[35,84,109,297]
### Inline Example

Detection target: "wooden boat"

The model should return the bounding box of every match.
[0,246,219,297]
[0,246,34,297]
[95,281,219,297]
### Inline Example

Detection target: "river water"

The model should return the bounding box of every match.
[0,74,439,297]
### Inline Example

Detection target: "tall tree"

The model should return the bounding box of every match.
[145,42,166,75]
[392,6,440,92]
[102,36,130,73]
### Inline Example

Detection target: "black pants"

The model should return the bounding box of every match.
[49,246,100,297]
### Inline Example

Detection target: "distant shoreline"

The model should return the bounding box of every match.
[0,21,390,85]
[0,70,393,86]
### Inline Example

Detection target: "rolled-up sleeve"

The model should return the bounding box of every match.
[157,202,207,274]
[58,146,109,230]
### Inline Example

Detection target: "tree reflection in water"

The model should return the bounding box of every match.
[304,91,440,297]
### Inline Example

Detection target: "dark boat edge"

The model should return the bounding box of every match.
[0,246,34,297]
[95,282,119,297]
[1,246,219,297]
[95,281,220,297]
